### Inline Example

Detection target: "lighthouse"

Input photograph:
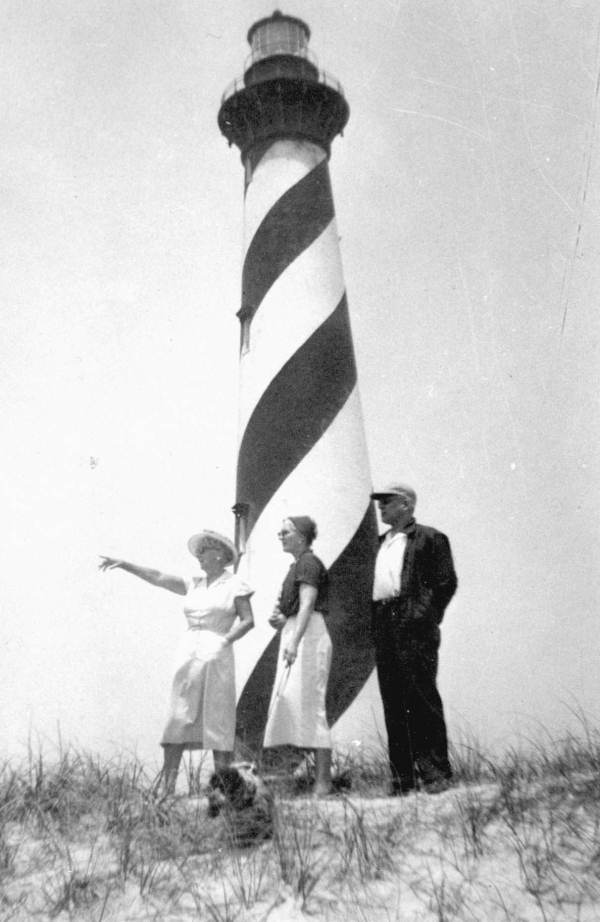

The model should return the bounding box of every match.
[218,10,378,756]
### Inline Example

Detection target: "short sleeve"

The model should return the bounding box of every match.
[294,554,323,589]
[231,574,254,598]
[184,575,202,594]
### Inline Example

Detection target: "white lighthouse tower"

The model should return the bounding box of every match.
[218,10,378,756]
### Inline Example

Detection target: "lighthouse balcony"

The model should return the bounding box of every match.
[220,60,345,107]
[218,67,349,159]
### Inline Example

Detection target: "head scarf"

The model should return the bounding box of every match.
[288,516,317,545]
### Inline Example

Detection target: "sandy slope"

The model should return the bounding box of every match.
[2,774,599,921]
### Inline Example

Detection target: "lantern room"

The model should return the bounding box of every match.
[243,10,318,87]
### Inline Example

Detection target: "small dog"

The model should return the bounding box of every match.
[207,762,273,845]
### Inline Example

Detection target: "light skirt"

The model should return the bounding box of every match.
[161,629,235,751]
[263,613,332,749]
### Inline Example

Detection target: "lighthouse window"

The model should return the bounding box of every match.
[240,316,251,355]
[252,21,308,62]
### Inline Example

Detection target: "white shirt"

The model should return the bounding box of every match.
[183,571,253,631]
[372,530,407,601]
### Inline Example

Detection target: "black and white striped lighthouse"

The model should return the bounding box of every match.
[218,10,378,755]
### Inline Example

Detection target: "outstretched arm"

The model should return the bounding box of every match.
[98,557,187,595]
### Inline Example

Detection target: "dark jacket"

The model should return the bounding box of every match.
[381,520,457,626]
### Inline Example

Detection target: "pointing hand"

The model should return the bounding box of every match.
[98,556,122,571]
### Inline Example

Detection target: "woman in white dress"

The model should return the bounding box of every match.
[263,516,333,796]
[99,530,254,793]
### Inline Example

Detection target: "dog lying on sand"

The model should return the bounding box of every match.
[207,762,273,845]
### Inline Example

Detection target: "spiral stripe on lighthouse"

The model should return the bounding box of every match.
[234,138,378,754]
[237,295,355,534]
[238,220,345,432]
[242,140,326,258]
[241,158,333,321]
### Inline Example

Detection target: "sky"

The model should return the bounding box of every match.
[1,0,599,770]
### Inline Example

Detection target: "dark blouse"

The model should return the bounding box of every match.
[278,549,329,618]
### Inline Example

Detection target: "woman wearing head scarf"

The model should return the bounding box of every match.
[263,515,333,795]
[99,530,254,794]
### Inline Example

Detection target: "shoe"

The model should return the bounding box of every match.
[313,784,335,798]
[389,784,416,797]
[423,778,452,795]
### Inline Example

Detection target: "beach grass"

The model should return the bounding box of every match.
[1,720,599,921]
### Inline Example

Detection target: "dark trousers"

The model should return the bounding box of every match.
[372,601,452,791]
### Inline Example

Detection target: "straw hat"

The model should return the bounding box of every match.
[187,530,238,566]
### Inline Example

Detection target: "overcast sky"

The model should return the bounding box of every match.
[2,0,599,768]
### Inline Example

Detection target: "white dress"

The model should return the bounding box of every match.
[263,611,332,749]
[160,571,253,751]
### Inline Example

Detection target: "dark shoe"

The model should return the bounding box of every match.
[423,778,453,795]
[332,769,352,792]
[389,783,416,797]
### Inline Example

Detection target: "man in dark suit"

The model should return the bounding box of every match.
[370,483,457,795]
